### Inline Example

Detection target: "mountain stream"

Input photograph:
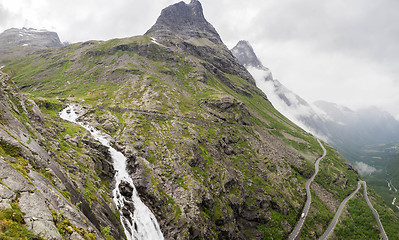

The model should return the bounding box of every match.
[60,104,164,240]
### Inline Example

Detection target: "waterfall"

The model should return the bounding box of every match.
[60,104,164,240]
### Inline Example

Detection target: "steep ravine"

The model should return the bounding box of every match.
[0,70,125,239]
[60,104,164,240]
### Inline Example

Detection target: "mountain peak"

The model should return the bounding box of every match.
[0,27,63,64]
[145,0,222,44]
[0,27,63,49]
[231,40,266,70]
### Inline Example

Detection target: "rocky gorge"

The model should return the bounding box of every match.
[59,104,164,239]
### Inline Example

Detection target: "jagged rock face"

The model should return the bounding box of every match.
[146,0,222,44]
[231,40,266,70]
[0,159,62,240]
[146,0,256,86]
[231,40,273,81]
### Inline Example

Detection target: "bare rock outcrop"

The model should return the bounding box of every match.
[19,191,63,240]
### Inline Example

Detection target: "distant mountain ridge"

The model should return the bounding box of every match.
[232,41,399,214]
[0,27,63,64]
[0,27,63,49]
[314,100,399,162]
[231,40,328,139]
[232,40,399,164]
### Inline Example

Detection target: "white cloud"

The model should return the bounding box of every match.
[355,161,377,176]
[248,66,330,140]
[0,0,180,42]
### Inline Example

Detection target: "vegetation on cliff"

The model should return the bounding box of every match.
[2,29,396,238]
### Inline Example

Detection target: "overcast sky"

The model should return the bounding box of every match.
[1,0,399,118]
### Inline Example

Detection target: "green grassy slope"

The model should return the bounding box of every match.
[3,35,398,239]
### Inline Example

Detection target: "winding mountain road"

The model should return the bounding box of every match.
[361,181,388,240]
[319,180,388,239]
[288,139,327,240]
[288,139,389,239]
[319,182,362,240]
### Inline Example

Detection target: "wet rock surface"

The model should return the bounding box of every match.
[120,181,134,198]
[0,158,61,239]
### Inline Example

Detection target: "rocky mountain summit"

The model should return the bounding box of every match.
[231,40,267,71]
[0,28,63,64]
[146,0,222,44]
[1,1,398,240]
[146,0,256,86]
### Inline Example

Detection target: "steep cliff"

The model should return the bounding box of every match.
[0,70,124,239]
[1,1,398,239]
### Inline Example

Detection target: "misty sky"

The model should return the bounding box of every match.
[1,0,399,118]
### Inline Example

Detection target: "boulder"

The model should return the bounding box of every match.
[0,183,16,209]
[119,181,134,198]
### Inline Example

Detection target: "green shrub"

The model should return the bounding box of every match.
[0,201,44,239]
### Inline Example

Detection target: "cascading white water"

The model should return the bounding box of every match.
[59,104,164,240]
